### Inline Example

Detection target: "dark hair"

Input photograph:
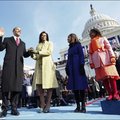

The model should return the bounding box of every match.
[12,27,21,32]
[39,31,49,43]
[68,33,79,43]
[90,28,102,37]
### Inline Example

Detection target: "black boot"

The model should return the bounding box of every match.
[80,102,86,113]
[0,109,7,118]
[79,90,86,113]
[81,107,86,113]
[74,106,80,112]
[73,90,80,112]
[74,102,80,112]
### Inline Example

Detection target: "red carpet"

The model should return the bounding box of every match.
[86,98,103,106]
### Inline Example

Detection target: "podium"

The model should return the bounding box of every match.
[101,100,120,115]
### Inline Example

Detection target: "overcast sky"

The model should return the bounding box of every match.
[0,1,120,68]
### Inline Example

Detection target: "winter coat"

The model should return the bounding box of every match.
[0,36,30,92]
[66,42,88,90]
[32,41,58,90]
[89,37,115,68]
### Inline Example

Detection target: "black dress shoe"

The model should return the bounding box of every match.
[11,109,20,116]
[80,108,86,113]
[0,109,7,117]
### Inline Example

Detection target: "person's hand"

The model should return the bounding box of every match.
[28,47,34,51]
[111,57,116,64]
[28,47,34,55]
[0,27,5,36]
[90,63,94,69]
[28,47,39,54]
[80,64,85,75]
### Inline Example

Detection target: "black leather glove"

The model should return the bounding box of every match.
[28,47,34,55]
[80,64,85,75]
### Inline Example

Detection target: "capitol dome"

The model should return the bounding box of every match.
[82,5,120,39]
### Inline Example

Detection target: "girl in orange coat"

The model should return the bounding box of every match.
[89,28,120,100]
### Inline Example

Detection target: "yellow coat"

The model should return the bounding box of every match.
[32,41,58,90]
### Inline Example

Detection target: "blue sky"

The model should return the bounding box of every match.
[0,1,120,68]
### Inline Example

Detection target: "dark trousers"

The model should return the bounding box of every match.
[1,91,20,111]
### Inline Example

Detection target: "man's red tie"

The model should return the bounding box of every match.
[16,37,19,46]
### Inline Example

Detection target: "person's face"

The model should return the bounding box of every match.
[90,31,96,39]
[13,27,21,37]
[67,35,75,43]
[41,33,47,42]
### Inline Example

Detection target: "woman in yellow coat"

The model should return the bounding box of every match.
[31,31,58,113]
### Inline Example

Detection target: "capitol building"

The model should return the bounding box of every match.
[56,5,120,78]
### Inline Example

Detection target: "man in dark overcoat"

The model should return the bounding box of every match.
[0,27,31,117]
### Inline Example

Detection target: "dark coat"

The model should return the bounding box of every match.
[66,42,88,90]
[0,36,30,92]
[115,55,120,90]
[116,55,120,76]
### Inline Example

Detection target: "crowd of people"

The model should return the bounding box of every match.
[0,27,120,118]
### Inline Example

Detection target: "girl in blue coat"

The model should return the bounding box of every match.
[65,33,88,113]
